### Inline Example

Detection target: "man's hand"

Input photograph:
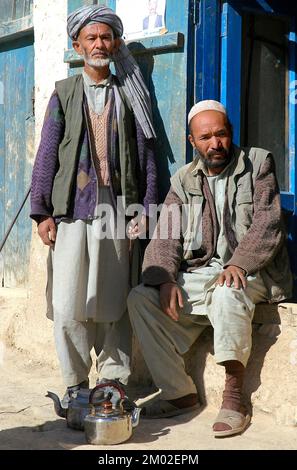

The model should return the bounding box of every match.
[160,282,184,322]
[38,216,56,247]
[216,265,247,289]
[128,214,148,239]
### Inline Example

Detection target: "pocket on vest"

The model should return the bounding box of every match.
[235,191,254,232]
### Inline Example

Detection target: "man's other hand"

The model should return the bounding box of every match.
[38,216,57,247]
[128,215,148,239]
[160,282,184,322]
[216,265,247,289]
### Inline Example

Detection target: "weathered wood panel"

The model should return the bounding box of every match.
[0,0,33,23]
[0,50,5,284]
[0,35,34,286]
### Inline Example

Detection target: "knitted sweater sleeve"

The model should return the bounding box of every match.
[30,91,65,223]
[142,187,184,285]
[225,154,284,274]
[135,118,158,213]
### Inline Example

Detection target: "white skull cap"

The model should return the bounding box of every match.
[188,100,227,125]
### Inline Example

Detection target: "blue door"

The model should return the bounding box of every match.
[196,0,297,294]
[220,1,297,294]
[0,34,35,286]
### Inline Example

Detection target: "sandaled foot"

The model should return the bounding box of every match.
[141,394,200,419]
[213,408,251,438]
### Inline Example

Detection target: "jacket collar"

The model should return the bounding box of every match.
[182,144,246,195]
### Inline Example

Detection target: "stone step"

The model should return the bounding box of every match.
[254,302,297,327]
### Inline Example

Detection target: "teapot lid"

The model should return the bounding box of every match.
[89,397,128,418]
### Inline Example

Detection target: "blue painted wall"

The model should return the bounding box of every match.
[0,51,5,261]
[0,35,34,286]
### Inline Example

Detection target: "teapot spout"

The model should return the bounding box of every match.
[46,391,67,418]
[131,407,141,428]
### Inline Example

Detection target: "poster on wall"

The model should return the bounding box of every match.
[116,0,167,41]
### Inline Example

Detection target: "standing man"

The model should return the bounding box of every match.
[128,100,292,437]
[30,5,157,406]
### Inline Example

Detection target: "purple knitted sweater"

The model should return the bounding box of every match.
[30,90,158,222]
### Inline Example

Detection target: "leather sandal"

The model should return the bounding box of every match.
[213,408,251,437]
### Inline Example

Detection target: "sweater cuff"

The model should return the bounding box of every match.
[30,206,53,224]
[224,254,258,276]
[142,266,177,286]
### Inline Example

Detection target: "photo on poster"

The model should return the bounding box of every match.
[116,0,166,40]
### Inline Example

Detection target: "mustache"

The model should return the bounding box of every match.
[91,51,109,58]
[207,148,228,157]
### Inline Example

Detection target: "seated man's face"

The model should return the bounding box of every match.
[188,111,232,170]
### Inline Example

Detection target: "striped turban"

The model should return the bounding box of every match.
[67,5,156,139]
[67,5,123,40]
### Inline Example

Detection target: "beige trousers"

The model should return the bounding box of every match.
[128,269,268,400]
[54,311,132,387]
[47,187,131,387]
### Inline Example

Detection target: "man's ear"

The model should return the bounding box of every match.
[72,40,83,56]
[188,134,195,149]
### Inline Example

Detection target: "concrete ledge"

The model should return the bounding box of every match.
[254,302,297,326]
[64,32,184,65]
[0,15,33,43]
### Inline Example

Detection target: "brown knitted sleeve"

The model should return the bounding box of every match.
[142,187,183,286]
[225,155,284,274]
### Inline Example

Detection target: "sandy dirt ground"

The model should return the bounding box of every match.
[0,287,297,451]
[0,346,297,451]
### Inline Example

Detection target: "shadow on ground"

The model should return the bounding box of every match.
[0,407,204,450]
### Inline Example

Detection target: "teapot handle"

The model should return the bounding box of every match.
[89,382,126,405]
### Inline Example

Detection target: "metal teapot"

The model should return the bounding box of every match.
[84,383,141,445]
[46,387,105,431]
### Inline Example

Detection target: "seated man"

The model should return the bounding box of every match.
[128,100,292,438]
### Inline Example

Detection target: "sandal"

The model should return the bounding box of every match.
[140,398,201,419]
[213,408,251,437]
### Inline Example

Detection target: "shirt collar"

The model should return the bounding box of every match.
[82,70,113,88]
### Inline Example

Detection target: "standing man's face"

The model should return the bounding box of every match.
[188,111,232,171]
[73,23,119,68]
[149,0,158,15]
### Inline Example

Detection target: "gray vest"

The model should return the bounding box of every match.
[171,146,292,302]
[51,74,139,217]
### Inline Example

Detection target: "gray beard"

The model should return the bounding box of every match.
[84,55,111,68]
